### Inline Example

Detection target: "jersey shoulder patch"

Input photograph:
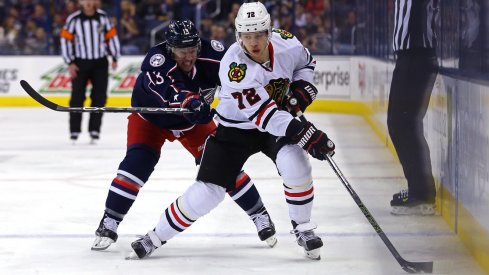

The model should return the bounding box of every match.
[210,40,225,52]
[227,62,247,83]
[200,39,227,61]
[149,53,165,67]
[141,43,175,72]
[272,28,294,40]
[219,44,261,89]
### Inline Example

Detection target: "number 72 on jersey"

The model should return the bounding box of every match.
[231,88,261,109]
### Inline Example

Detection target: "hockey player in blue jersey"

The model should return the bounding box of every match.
[91,19,277,251]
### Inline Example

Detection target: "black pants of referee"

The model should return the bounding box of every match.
[69,58,109,135]
[387,48,439,202]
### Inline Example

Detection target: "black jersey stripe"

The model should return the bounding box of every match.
[165,208,184,232]
[286,196,314,206]
[261,108,277,130]
[249,98,272,121]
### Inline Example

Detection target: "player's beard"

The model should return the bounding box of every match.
[176,58,196,73]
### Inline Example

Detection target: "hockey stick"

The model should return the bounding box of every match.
[20,80,192,114]
[324,154,433,273]
[293,109,433,273]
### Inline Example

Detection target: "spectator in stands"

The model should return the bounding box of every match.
[19,19,39,52]
[181,0,199,22]
[226,3,241,30]
[62,0,79,20]
[31,3,50,32]
[199,16,213,38]
[119,0,144,54]
[51,13,65,55]
[23,26,49,54]
[136,0,169,21]
[16,0,35,24]
[210,23,234,47]
[311,16,334,54]
[336,10,356,54]
[294,3,307,29]
[304,0,329,16]
[0,16,21,54]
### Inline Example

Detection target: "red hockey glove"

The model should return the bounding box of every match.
[181,94,213,124]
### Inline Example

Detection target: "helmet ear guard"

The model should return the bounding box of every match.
[165,19,201,58]
[234,2,272,44]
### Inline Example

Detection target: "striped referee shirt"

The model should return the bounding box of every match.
[393,0,439,51]
[60,9,121,64]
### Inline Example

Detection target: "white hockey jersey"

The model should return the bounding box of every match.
[216,29,316,137]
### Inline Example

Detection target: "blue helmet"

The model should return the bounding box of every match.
[165,19,201,50]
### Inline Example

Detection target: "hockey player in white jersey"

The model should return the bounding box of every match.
[127,2,335,261]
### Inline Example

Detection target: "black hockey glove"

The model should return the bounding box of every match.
[286,80,318,114]
[181,94,213,124]
[290,121,335,160]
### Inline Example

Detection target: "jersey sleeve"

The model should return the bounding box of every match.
[60,13,77,64]
[291,36,316,83]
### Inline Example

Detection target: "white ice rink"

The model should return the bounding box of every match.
[0,108,485,275]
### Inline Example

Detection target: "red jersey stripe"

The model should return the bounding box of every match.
[171,203,190,227]
[284,186,314,198]
[113,177,140,192]
[255,102,276,126]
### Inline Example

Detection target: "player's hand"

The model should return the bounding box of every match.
[291,121,335,160]
[68,63,79,79]
[112,61,118,70]
[181,94,213,124]
[286,80,318,114]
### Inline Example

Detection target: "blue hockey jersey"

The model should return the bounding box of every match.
[131,39,226,129]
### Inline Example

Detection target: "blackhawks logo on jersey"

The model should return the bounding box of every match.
[265,78,290,106]
[228,62,247,82]
[273,29,294,40]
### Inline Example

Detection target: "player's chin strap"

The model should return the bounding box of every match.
[292,108,433,274]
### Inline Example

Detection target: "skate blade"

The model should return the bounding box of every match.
[391,204,435,216]
[264,235,277,248]
[305,248,321,260]
[91,236,114,251]
[125,251,141,260]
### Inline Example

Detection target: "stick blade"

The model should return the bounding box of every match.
[402,261,433,274]
[20,80,59,111]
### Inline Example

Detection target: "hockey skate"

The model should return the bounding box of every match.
[291,221,323,260]
[91,216,119,251]
[126,230,165,260]
[390,189,435,216]
[250,211,277,247]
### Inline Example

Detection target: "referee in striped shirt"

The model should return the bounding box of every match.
[388,0,439,214]
[60,0,121,143]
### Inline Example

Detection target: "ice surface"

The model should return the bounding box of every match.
[0,108,484,275]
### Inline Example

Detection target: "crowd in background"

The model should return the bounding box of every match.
[2,0,488,75]
[0,0,358,55]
